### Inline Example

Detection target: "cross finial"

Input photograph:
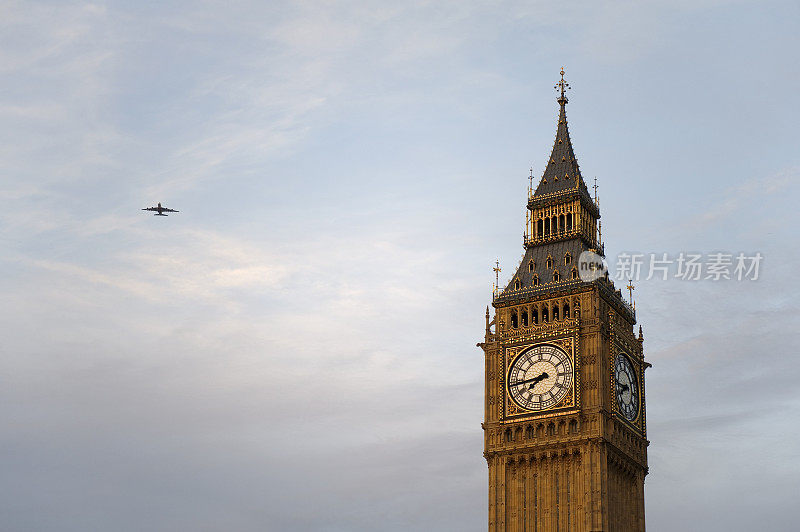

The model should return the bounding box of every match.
[554,67,570,103]
[626,279,635,308]
[593,177,599,202]
[493,260,502,291]
[529,167,534,190]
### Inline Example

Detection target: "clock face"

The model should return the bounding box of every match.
[507,344,573,411]
[614,353,639,421]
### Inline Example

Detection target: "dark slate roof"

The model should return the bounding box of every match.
[532,98,593,205]
[496,237,591,303]
[495,236,635,323]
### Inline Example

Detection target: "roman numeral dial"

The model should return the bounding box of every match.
[507,344,573,411]
[614,353,639,422]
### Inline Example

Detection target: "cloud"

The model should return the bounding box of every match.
[698,166,799,224]
[0,1,798,530]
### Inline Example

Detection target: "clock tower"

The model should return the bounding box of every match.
[479,70,649,531]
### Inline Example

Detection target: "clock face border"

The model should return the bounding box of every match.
[503,336,578,420]
[613,352,640,423]
[610,342,645,433]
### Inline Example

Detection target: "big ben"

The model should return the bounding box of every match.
[479,70,649,531]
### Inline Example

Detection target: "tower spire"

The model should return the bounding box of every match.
[532,68,590,200]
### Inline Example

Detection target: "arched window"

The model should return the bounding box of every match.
[528,260,536,272]
[559,214,565,233]
[546,257,553,269]
[553,305,560,321]
[542,306,549,322]
[569,419,579,434]
[531,308,538,324]
[544,218,550,236]
[553,271,560,282]
[533,275,540,286]
[566,212,573,231]
[505,428,514,442]
[525,425,534,439]
[510,311,518,329]
[565,253,572,265]
[551,216,557,233]
[571,267,578,280]
[537,219,543,237]
[514,279,521,290]
[564,303,570,318]
[547,423,555,436]
[521,310,528,327]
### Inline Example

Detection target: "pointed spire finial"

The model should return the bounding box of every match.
[554,67,571,104]
[626,280,637,310]
[493,260,502,290]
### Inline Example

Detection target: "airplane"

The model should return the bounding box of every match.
[142,202,179,216]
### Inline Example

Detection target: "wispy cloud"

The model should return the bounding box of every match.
[1,0,799,530]
[698,166,799,223]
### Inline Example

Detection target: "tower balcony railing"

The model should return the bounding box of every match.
[493,278,585,302]
[597,276,636,321]
[524,229,579,246]
[524,231,603,255]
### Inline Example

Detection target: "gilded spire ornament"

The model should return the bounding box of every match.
[627,279,636,309]
[554,67,571,103]
[492,260,502,294]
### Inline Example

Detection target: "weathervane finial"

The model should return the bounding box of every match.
[627,279,636,309]
[554,67,571,103]
[492,260,502,295]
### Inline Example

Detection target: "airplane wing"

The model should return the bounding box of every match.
[163,208,179,213]
[142,207,158,211]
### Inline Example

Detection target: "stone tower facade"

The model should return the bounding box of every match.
[479,70,649,531]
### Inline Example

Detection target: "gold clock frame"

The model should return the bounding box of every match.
[502,333,580,422]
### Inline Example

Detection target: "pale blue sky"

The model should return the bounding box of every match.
[1,1,799,530]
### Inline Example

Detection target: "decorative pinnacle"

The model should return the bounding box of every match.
[627,279,636,310]
[554,67,571,103]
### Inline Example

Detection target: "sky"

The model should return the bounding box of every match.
[1,1,799,530]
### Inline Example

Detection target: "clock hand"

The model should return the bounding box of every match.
[528,372,549,389]
[510,372,550,388]
[617,383,630,392]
